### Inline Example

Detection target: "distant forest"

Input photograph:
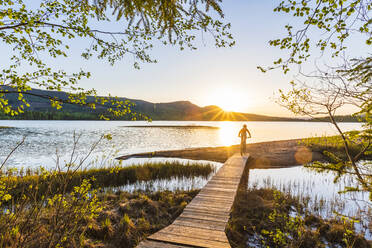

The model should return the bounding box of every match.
[0,88,362,122]
[0,109,362,123]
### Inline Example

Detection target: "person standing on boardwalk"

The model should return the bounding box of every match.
[238,124,251,155]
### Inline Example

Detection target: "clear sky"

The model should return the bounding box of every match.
[2,1,367,117]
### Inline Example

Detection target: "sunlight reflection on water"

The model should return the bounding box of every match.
[218,122,239,146]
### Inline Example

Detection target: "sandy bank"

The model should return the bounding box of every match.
[116,139,326,169]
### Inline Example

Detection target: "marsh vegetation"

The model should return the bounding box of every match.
[0,160,213,247]
[227,188,371,248]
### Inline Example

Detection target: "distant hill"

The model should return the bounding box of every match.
[0,88,361,122]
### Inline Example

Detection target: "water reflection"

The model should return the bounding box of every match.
[248,166,371,239]
[218,122,239,146]
[107,176,211,193]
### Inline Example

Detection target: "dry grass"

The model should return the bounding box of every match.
[83,190,199,247]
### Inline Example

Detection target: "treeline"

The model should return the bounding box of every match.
[0,111,97,120]
[0,109,363,122]
[0,111,140,120]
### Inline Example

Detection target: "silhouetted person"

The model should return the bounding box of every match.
[238,124,251,156]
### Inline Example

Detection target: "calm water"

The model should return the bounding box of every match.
[0,120,362,168]
[248,166,371,239]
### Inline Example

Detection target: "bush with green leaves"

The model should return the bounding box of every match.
[0,0,234,119]
[266,0,371,202]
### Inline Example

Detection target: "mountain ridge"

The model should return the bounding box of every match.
[0,87,359,122]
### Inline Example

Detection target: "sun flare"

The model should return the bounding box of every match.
[207,88,246,112]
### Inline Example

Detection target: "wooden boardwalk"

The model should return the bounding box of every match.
[137,153,249,248]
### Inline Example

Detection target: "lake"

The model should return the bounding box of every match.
[1,120,370,238]
[0,120,362,169]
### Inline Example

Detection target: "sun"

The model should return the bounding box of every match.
[207,88,245,112]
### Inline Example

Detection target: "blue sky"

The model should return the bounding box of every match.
[2,1,367,116]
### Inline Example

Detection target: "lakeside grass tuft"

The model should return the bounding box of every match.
[300,133,372,161]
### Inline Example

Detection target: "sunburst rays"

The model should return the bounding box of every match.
[203,107,250,121]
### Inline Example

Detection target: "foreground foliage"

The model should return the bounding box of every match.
[0,0,233,119]
[268,0,372,203]
[0,160,209,247]
[0,187,197,248]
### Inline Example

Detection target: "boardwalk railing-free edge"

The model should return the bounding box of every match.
[137,153,250,248]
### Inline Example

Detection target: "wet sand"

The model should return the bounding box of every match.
[116,139,326,169]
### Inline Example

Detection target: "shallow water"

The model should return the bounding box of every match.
[248,166,372,239]
[107,175,213,193]
[0,120,362,169]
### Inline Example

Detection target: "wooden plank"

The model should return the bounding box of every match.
[172,217,227,232]
[180,211,230,223]
[148,232,230,248]
[192,194,235,201]
[195,194,235,201]
[198,187,236,192]
[185,204,231,213]
[205,179,240,185]
[204,182,239,188]
[187,198,234,206]
[188,195,235,202]
[181,209,230,219]
[198,189,238,195]
[204,184,239,189]
[151,225,228,242]
[137,240,191,248]
[186,202,233,209]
